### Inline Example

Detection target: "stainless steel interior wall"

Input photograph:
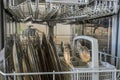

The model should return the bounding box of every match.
[0,0,4,50]
[111,9,120,67]
[117,11,120,68]
[111,15,118,65]
[0,0,1,50]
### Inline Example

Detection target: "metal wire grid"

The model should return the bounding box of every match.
[0,52,119,80]
[6,0,119,21]
[0,69,120,80]
[73,72,115,80]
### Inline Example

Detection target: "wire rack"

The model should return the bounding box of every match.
[6,0,119,21]
[0,69,120,80]
[0,47,120,80]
